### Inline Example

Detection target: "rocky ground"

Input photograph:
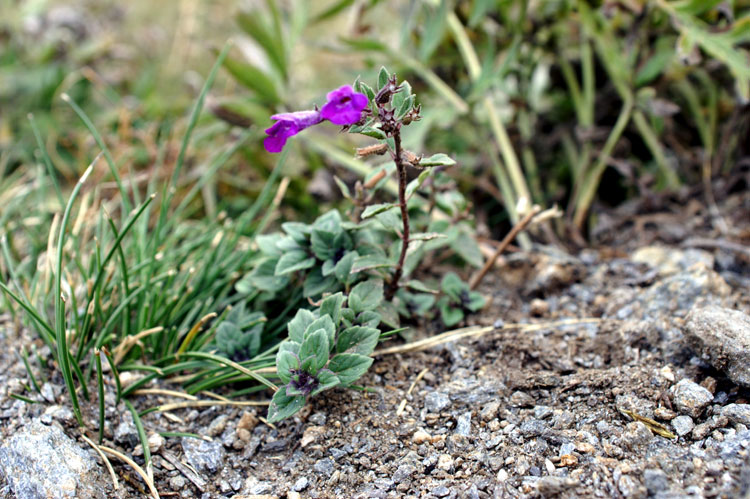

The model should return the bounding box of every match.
[1,189,750,499]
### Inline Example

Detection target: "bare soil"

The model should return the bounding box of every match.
[2,185,750,499]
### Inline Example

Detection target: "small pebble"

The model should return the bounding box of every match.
[672,415,695,437]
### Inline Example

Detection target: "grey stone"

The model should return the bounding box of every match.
[114,410,139,447]
[425,391,451,413]
[313,457,335,477]
[672,415,695,437]
[643,468,669,494]
[456,411,472,436]
[181,437,225,473]
[206,414,228,437]
[293,476,309,491]
[621,422,653,450]
[722,404,750,425]
[393,464,415,483]
[432,485,451,497]
[509,391,535,408]
[684,306,750,387]
[534,405,553,420]
[520,420,546,437]
[309,412,327,426]
[672,379,713,418]
[536,476,579,495]
[0,421,106,498]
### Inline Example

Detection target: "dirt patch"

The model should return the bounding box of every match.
[2,191,750,499]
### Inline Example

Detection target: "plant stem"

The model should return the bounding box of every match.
[386,129,409,301]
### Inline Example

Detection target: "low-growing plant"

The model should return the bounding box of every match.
[260,68,489,421]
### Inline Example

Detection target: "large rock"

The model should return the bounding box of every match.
[683,306,750,387]
[0,421,106,498]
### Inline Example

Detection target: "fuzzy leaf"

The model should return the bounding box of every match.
[311,369,340,396]
[256,234,284,256]
[406,169,431,199]
[299,329,330,374]
[275,250,315,275]
[303,268,339,298]
[351,255,395,273]
[267,387,306,423]
[439,299,464,327]
[419,153,456,167]
[287,309,316,343]
[276,349,299,384]
[466,292,486,312]
[348,279,384,313]
[361,203,398,220]
[328,353,374,386]
[441,272,465,302]
[337,326,380,355]
[305,315,336,351]
[356,310,381,328]
[377,66,390,90]
[245,258,290,292]
[320,293,345,326]
[334,252,356,282]
[405,280,438,294]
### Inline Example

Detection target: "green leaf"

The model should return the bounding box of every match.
[410,232,445,242]
[278,340,301,356]
[355,310,381,329]
[337,326,380,355]
[441,272,465,301]
[333,176,352,200]
[395,95,415,120]
[276,349,299,384]
[377,301,400,329]
[299,329,330,374]
[222,56,280,104]
[287,309,315,343]
[391,80,412,112]
[275,250,315,275]
[320,293,345,326]
[439,299,464,327]
[236,11,287,80]
[256,234,284,256]
[305,315,336,351]
[246,258,290,292]
[328,353,374,386]
[361,203,398,220]
[282,222,311,244]
[267,387,306,423]
[357,81,376,101]
[311,369,340,396]
[449,226,483,267]
[466,291,486,312]
[351,254,395,274]
[406,169,431,199]
[348,279,384,313]
[405,280,438,294]
[303,267,339,298]
[334,252,356,282]
[419,153,456,167]
[377,66,390,90]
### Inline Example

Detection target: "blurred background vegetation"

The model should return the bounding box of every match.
[3,0,749,239]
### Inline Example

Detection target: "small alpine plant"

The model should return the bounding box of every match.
[262,68,487,421]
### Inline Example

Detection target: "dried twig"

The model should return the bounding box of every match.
[80,434,119,491]
[98,445,160,499]
[469,205,542,290]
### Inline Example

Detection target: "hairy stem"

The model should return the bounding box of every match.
[386,129,409,301]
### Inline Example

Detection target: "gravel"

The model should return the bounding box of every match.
[672,415,695,437]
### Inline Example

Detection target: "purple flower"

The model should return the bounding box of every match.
[320,85,369,125]
[264,110,322,153]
